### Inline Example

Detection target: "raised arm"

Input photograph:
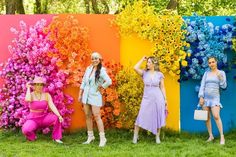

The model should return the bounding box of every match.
[25,82,32,102]
[46,93,63,122]
[134,56,147,76]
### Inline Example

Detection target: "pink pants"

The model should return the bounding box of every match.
[22,113,62,141]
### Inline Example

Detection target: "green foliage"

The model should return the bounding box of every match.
[178,0,236,16]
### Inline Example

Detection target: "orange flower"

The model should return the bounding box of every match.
[113,109,120,116]
[115,121,122,128]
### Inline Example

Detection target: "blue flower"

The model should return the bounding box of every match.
[182,14,235,81]
[226,18,231,22]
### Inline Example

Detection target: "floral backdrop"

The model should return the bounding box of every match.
[0,19,73,131]
[181,15,235,81]
[0,2,235,131]
[114,1,189,77]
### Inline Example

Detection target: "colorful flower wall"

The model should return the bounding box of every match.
[0,9,235,133]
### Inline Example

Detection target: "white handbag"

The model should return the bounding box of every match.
[194,109,208,121]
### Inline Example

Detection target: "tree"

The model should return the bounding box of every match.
[83,0,110,14]
[34,0,49,14]
[166,0,178,10]
[5,0,25,14]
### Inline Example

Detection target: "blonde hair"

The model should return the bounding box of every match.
[146,56,159,71]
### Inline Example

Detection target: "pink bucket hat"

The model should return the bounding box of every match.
[32,76,46,84]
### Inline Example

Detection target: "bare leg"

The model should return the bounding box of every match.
[211,106,225,144]
[92,106,106,147]
[203,106,214,141]
[84,104,93,131]
[92,106,104,133]
[83,104,95,144]
[132,125,140,144]
[156,128,161,144]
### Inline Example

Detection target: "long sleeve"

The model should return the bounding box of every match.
[198,71,207,98]
[219,70,227,89]
[80,67,89,90]
[100,67,112,89]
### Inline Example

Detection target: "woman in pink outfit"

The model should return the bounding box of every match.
[22,76,64,143]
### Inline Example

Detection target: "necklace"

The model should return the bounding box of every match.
[34,92,42,101]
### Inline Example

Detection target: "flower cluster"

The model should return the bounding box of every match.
[44,15,90,86]
[115,1,189,77]
[182,15,235,80]
[233,38,236,52]
[100,61,123,128]
[116,67,143,129]
[152,16,189,77]
[0,20,73,130]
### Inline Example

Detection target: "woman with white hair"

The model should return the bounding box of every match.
[78,52,112,147]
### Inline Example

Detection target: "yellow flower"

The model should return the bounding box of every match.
[181,60,188,67]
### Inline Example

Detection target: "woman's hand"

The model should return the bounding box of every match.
[142,56,147,62]
[78,94,82,103]
[216,70,223,80]
[199,97,204,106]
[97,86,104,93]
[58,115,64,123]
[26,82,31,88]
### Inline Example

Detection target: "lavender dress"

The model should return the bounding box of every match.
[135,71,166,135]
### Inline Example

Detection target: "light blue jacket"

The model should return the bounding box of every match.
[80,65,112,106]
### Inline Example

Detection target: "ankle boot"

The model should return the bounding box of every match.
[83,131,95,144]
[99,132,107,147]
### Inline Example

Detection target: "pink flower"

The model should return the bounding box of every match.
[42,127,50,134]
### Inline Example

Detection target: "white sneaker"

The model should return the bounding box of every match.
[54,139,63,144]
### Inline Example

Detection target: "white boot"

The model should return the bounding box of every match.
[132,133,138,144]
[83,131,95,144]
[156,135,161,144]
[99,132,107,147]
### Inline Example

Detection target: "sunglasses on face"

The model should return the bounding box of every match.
[34,83,44,86]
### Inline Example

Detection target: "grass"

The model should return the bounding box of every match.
[0,129,236,157]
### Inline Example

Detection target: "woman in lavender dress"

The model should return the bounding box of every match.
[198,56,227,145]
[133,56,168,144]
